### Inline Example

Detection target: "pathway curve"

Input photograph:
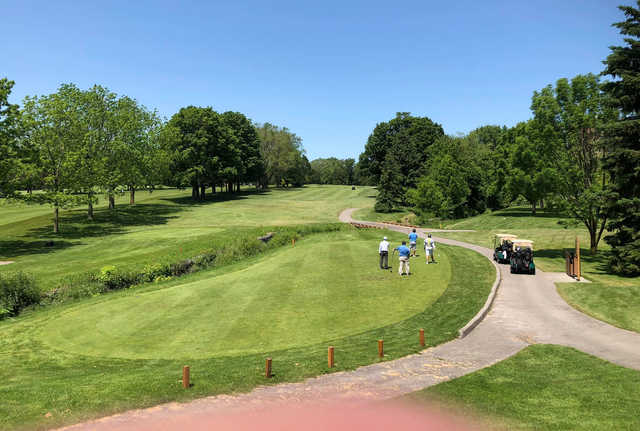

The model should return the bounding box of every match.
[59,209,640,431]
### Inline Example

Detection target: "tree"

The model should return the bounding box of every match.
[21,84,85,233]
[309,157,351,184]
[601,1,640,274]
[358,113,444,187]
[529,74,616,253]
[0,78,21,197]
[168,106,229,199]
[256,123,308,187]
[506,121,558,215]
[221,111,262,192]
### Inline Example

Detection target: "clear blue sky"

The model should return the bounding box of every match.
[3,0,625,160]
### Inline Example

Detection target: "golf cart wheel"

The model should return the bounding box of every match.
[510,266,515,274]
[531,268,536,275]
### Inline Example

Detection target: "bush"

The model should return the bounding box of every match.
[0,272,40,318]
[141,263,171,282]
[97,265,138,290]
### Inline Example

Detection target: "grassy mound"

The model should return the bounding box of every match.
[34,230,451,359]
[404,344,640,430]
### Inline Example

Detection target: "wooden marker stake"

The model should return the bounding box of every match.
[419,329,425,347]
[292,238,296,247]
[575,236,581,281]
[182,365,190,389]
[265,357,272,378]
[378,339,384,358]
[328,346,335,368]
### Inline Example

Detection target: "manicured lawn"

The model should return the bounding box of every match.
[0,228,494,430]
[0,185,375,288]
[404,344,640,430]
[557,283,640,333]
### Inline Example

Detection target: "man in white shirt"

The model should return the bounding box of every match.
[424,234,436,264]
[379,236,390,269]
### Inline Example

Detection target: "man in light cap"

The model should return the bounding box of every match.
[378,236,390,269]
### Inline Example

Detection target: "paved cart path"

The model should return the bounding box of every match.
[59,209,640,431]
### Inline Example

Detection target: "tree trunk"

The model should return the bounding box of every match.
[130,187,135,205]
[211,184,216,194]
[88,198,94,221]
[200,184,206,200]
[53,206,59,233]
[109,194,115,209]
[531,201,537,215]
[237,180,240,193]
[192,185,199,200]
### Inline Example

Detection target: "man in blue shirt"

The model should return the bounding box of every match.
[394,241,411,276]
[408,229,418,257]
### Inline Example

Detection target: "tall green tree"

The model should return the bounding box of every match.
[0,78,21,197]
[21,84,85,233]
[601,1,640,274]
[256,123,308,187]
[221,111,262,192]
[529,74,616,252]
[358,112,444,186]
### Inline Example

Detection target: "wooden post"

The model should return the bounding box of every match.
[419,329,425,347]
[182,365,190,389]
[265,357,272,378]
[328,346,334,368]
[292,238,295,247]
[378,340,384,358]
[575,237,581,281]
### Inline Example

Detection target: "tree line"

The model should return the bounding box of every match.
[358,2,640,275]
[0,83,310,232]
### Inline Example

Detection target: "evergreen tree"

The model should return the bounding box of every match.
[602,1,640,275]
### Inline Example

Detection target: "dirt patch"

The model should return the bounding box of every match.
[0,261,15,265]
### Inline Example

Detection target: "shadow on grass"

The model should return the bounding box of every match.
[160,188,268,206]
[489,207,570,219]
[0,239,77,259]
[535,248,611,274]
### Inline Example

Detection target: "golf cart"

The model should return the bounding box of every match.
[493,233,517,264]
[510,239,535,275]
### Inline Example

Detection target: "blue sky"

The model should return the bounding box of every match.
[3,0,625,159]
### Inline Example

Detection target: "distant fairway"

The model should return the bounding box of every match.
[0,185,376,286]
[35,230,451,359]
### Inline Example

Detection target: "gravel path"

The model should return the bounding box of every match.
[58,208,640,430]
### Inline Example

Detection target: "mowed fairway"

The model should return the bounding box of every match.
[0,185,375,286]
[35,231,451,359]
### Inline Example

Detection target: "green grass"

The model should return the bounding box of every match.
[0,185,376,288]
[352,206,417,225]
[425,207,640,333]
[557,283,640,333]
[33,230,452,359]
[0,228,494,430]
[404,344,640,430]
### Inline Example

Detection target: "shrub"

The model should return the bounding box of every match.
[141,263,171,282]
[0,272,40,318]
[97,265,138,290]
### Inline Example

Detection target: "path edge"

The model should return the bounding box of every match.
[457,259,501,338]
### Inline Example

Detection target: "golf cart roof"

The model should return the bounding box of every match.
[495,233,517,239]
[512,239,534,249]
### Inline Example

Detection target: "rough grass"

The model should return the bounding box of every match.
[0,228,494,430]
[404,344,640,430]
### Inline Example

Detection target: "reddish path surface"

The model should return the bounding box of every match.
[57,208,640,431]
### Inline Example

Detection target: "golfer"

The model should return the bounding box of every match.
[424,234,436,264]
[378,236,390,269]
[408,229,418,256]
[394,241,411,276]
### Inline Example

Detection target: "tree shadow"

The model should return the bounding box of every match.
[489,208,569,219]
[160,188,269,206]
[535,248,611,274]
[0,239,77,259]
